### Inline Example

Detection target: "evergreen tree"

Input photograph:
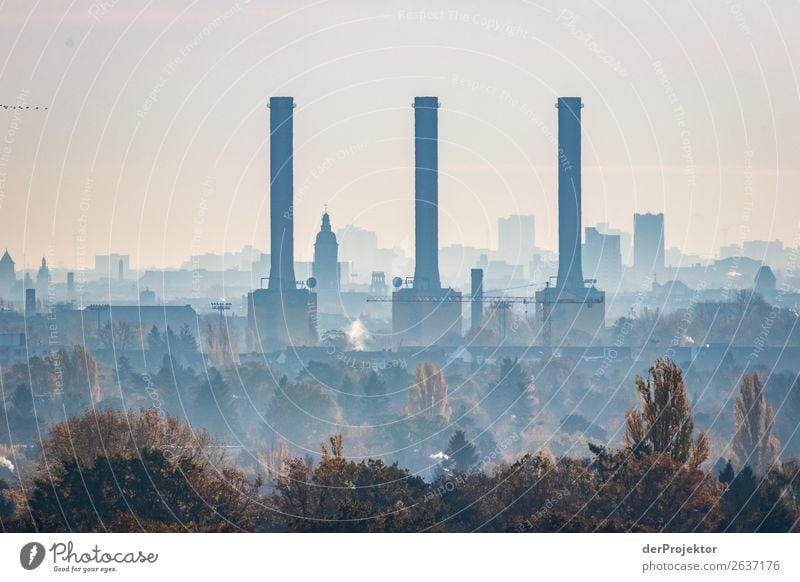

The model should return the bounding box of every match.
[360,370,388,413]
[193,369,238,436]
[445,430,479,471]
[484,357,533,427]
[147,325,163,352]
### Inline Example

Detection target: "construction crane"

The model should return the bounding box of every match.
[367,279,603,346]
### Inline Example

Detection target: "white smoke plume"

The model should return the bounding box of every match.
[0,455,14,473]
[346,319,370,351]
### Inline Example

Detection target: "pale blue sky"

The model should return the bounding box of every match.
[0,0,798,269]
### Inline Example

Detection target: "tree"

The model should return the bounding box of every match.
[484,357,533,428]
[407,362,451,422]
[39,407,224,477]
[179,324,199,359]
[147,325,164,353]
[624,358,707,464]
[266,435,432,532]
[732,373,780,475]
[266,378,342,447]
[97,321,136,350]
[320,329,348,353]
[0,478,14,524]
[718,461,794,532]
[359,370,389,417]
[7,383,37,443]
[25,447,261,532]
[765,371,800,457]
[444,430,479,471]
[192,369,238,436]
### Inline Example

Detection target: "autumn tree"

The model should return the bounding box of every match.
[25,448,261,532]
[407,362,451,422]
[624,358,707,464]
[732,373,780,475]
[0,478,14,524]
[39,407,224,477]
[267,435,433,532]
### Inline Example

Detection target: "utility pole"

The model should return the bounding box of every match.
[87,303,109,332]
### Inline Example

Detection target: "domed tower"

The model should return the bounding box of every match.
[0,250,16,296]
[312,210,340,292]
[36,257,51,304]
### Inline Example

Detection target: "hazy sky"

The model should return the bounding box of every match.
[1,0,798,270]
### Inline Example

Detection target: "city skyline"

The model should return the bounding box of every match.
[1,1,798,269]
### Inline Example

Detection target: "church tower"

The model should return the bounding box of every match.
[312,209,340,292]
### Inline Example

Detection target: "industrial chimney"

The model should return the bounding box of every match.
[471,268,484,330]
[556,97,585,291]
[268,96,297,292]
[412,96,442,291]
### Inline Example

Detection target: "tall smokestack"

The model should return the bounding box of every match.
[556,97,585,291]
[412,96,441,291]
[471,268,483,330]
[268,96,297,292]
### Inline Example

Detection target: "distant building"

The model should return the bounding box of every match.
[0,331,26,366]
[633,213,665,280]
[95,254,130,279]
[312,211,340,292]
[720,244,742,259]
[36,257,51,308]
[498,215,535,265]
[0,250,15,297]
[596,223,632,265]
[583,226,621,288]
[140,288,157,304]
[743,240,785,267]
[66,272,75,300]
[369,271,388,295]
[25,288,36,316]
[336,224,378,281]
[754,266,777,297]
[86,304,199,332]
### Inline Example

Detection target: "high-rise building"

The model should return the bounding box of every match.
[95,254,130,279]
[497,215,535,265]
[583,226,621,288]
[36,257,51,308]
[596,222,632,265]
[633,213,665,280]
[312,210,340,292]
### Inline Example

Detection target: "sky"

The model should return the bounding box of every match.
[0,0,798,270]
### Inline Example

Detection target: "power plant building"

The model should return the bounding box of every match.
[391,97,462,346]
[248,97,317,351]
[535,97,605,345]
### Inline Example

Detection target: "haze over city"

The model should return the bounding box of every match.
[3,0,800,557]
[1,0,799,270]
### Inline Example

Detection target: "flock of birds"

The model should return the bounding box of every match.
[1,104,48,110]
